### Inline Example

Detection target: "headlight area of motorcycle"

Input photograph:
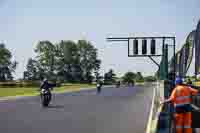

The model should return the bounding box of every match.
[41,89,47,94]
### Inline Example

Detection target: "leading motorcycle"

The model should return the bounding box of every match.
[40,82,56,107]
[40,88,52,107]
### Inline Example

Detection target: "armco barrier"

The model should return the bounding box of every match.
[146,81,165,133]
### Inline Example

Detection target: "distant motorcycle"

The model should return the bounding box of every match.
[126,81,135,87]
[116,81,121,88]
[96,83,102,94]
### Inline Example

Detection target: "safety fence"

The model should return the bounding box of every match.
[146,81,165,133]
[192,89,200,108]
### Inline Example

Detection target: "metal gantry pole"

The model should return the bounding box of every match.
[173,38,176,80]
[128,39,130,57]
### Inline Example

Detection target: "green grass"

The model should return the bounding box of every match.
[53,84,95,93]
[0,84,95,98]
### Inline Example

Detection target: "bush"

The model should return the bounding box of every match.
[136,79,144,83]
[103,81,113,85]
[144,76,157,82]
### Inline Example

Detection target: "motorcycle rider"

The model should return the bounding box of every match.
[96,80,103,94]
[160,77,199,133]
[116,81,121,88]
[40,78,56,101]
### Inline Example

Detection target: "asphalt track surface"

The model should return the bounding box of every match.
[0,84,154,133]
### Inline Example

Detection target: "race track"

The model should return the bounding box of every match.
[0,84,154,133]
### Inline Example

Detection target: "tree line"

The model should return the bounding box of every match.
[0,41,156,83]
[23,40,101,83]
[0,40,101,83]
[103,70,157,84]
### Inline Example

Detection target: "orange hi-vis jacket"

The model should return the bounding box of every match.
[169,85,198,107]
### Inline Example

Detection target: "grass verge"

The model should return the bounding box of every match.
[0,84,95,98]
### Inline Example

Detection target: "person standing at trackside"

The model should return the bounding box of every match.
[160,77,199,133]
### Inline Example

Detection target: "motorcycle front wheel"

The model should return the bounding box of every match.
[41,95,49,107]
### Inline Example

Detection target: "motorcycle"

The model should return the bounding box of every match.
[96,83,102,94]
[116,81,121,88]
[40,82,56,107]
[40,88,52,107]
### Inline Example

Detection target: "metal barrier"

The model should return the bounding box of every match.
[146,81,165,133]
[191,94,200,129]
[192,94,200,108]
[146,81,200,133]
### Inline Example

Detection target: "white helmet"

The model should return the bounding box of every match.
[43,78,48,82]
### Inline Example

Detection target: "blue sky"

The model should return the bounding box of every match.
[0,0,199,79]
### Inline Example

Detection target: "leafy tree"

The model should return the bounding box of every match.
[135,72,144,82]
[56,40,79,82]
[35,41,57,80]
[122,72,136,84]
[0,44,17,81]
[25,39,101,83]
[77,40,100,83]
[24,58,40,80]
[94,59,101,82]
